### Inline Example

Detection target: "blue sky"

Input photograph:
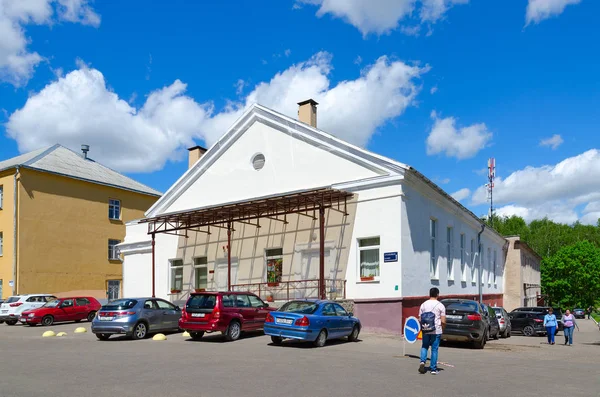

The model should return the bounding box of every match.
[1,0,599,224]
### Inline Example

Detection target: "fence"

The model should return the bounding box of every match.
[231,279,346,302]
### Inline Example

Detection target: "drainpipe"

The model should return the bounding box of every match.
[12,166,20,296]
[477,223,486,304]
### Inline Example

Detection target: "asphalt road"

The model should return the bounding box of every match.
[0,318,598,397]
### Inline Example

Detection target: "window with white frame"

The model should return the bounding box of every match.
[430,219,438,279]
[170,259,184,291]
[446,226,454,280]
[358,237,380,280]
[471,238,476,283]
[493,250,497,285]
[460,234,466,282]
[0,185,3,209]
[108,239,120,260]
[479,243,485,284]
[486,247,491,284]
[108,199,121,220]
[0,232,3,256]
[194,257,208,291]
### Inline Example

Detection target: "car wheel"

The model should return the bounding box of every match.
[190,331,204,341]
[42,315,54,326]
[523,325,535,337]
[493,330,500,340]
[96,333,110,341]
[314,329,327,348]
[225,321,241,341]
[271,336,283,345]
[87,311,96,322]
[501,329,508,338]
[473,332,486,349]
[348,325,360,342]
[132,322,148,340]
[5,319,18,326]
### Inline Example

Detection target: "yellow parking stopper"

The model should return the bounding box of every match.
[42,330,56,338]
[74,327,87,334]
[153,333,167,341]
[56,332,67,337]
[182,331,190,337]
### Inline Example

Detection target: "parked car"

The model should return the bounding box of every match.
[91,297,181,340]
[510,307,563,335]
[0,294,57,325]
[179,291,275,341]
[19,296,101,326]
[493,306,512,338]
[263,300,361,347]
[440,299,493,349]
[481,304,501,340]
[508,311,547,336]
[573,308,586,319]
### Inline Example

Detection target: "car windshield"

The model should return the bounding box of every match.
[6,297,20,303]
[279,301,319,314]
[102,299,137,310]
[443,301,479,312]
[187,294,216,309]
[43,300,61,308]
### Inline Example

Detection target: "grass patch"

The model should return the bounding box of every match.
[592,313,600,322]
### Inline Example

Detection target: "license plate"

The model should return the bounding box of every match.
[19,317,26,322]
[276,318,293,325]
[98,316,114,321]
[191,313,205,318]
[447,315,462,320]
[1,310,7,313]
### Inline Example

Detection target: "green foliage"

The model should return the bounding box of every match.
[541,241,600,309]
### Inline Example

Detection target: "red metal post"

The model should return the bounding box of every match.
[319,206,325,299]
[258,283,261,300]
[227,221,232,292]
[151,233,156,298]
[287,282,290,301]
[343,280,346,299]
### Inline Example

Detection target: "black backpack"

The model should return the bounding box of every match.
[420,303,440,333]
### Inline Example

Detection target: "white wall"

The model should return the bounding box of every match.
[400,182,506,298]
[344,184,404,300]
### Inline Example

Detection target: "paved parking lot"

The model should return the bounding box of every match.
[0,319,598,397]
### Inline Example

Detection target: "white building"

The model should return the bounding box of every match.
[119,101,507,333]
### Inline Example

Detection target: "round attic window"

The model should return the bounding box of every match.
[252,153,266,170]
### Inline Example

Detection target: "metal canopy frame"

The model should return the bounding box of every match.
[139,188,353,298]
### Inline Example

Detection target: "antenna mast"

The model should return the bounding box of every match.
[486,158,495,226]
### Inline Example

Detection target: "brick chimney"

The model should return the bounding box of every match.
[187,145,207,169]
[298,99,318,128]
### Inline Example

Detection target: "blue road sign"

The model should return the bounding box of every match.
[404,316,420,344]
[384,252,398,262]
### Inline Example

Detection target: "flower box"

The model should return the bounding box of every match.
[267,282,279,287]
[194,288,205,293]
[360,276,375,282]
[170,289,181,294]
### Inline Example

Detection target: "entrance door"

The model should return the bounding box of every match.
[107,280,121,300]
[215,259,238,291]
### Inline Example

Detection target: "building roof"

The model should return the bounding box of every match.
[0,144,161,197]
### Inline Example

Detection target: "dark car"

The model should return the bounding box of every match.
[510,307,563,333]
[481,304,501,340]
[179,291,276,341]
[440,299,495,349]
[573,309,585,319]
[508,311,546,336]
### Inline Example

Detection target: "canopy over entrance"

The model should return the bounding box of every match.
[139,187,353,298]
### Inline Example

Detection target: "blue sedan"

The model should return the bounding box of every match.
[263,300,361,347]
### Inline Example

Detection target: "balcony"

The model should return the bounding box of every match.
[231,279,346,302]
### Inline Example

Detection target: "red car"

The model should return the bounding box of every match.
[179,291,276,341]
[20,297,101,326]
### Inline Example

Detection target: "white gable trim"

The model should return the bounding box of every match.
[146,104,408,217]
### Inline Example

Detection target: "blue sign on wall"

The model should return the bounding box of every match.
[404,316,421,344]
[384,252,398,262]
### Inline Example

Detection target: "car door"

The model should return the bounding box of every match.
[57,299,77,322]
[333,303,353,336]
[234,294,255,330]
[487,306,499,336]
[75,298,90,320]
[155,299,180,330]
[248,294,269,328]
[509,312,526,331]
[321,303,340,338]
[141,300,162,331]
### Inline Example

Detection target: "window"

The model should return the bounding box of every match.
[108,239,120,260]
[75,298,90,306]
[156,299,176,310]
[0,185,3,209]
[333,304,348,316]
[446,226,454,280]
[170,259,183,291]
[485,247,491,284]
[108,199,121,220]
[493,250,497,285]
[0,232,3,256]
[358,237,380,280]
[460,234,466,282]
[144,300,158,310]
[266,248,283,285]
[194,257,208,291]
[471,238,476,283]
[322,303,336,316]
[252,153,266,170]
[248,295,265,308]
[235,294,251,308]
[61,299,74,308]
[222,294,236,308]
[430,219,438,279]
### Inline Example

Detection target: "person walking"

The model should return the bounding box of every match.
[418,287,446,375]
[562,309,579,346]
[587,306,593,320]
[544,308,557,345]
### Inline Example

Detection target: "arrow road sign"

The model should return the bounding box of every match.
[404,316,421,344]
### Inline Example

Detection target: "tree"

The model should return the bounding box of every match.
[541,241,600,309]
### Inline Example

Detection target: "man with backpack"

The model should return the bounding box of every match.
[418,287,446,375]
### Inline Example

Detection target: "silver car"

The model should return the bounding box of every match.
[493,307,512,338]
[91,297,181,341]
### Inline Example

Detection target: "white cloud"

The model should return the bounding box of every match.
[295,0,468,36]
[539,134,564,149]
[7,52,428,173]
[472,150,600,224]
[426,111,492,159]
[451,188,470,201]
[525,0,581,25]
[0,0,100,86]
[284,49,291,57]
[430,85,438,94]
[354,55,362,65]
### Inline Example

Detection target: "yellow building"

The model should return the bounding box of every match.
[0,144,160,300]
